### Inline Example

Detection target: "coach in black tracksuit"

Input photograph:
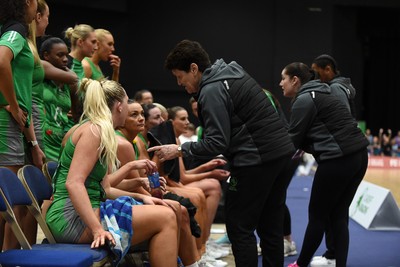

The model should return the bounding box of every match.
[280,62,369,267]
[148,40,295,267]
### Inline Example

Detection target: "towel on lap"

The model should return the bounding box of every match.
[100,196,143,267]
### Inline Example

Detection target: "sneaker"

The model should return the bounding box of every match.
[204,249,223,259]
[312,256,323,261]
[198,259,216,267]
[288,261,299,267]
[284,239,297,257]
[206,240,230,257]
[310,256,336,267]
[215,233,231,245]
[200,255,228,267]
[209,259,228,267]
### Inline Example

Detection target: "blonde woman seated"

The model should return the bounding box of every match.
[45,79,178,267]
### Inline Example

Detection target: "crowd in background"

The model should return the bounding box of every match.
[365,128,400,157]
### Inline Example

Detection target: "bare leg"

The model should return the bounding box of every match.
[131,205,179,267]
[79,204,179,267]
[178,205,200,265]
[186,179,222,242]
[168,185,208,256]
[3,165,24,250]
[21,208,38,245]
[0,217,5,250]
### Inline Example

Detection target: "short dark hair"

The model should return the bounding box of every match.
[164,39,211,72]
[312,54,340,75]
[40,37,66,59]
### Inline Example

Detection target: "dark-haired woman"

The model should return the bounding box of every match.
[311,54,359,266]
[280,62,369,267]
[0,0,40,250]
[311,54,357,118]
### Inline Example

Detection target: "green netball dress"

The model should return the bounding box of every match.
[83,57,104,80]
[31,62,45,148]
[42,80,72,161]
[45,122,107,242]
[0,23,34,162]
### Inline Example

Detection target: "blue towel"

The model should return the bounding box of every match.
[100,196,142,267]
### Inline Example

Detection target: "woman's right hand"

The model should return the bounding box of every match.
[5,105,27,130]
[131,159,157,175]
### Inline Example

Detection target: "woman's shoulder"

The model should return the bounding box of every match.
[68,121,101,142]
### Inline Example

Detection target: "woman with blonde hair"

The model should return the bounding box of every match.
[83,28,121,82]
[46,79,179,267]
[64,24,98,126]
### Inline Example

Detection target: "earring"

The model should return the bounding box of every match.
[119,108,122,112]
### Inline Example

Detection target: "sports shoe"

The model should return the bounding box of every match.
[288,261,299,267]
[215,233,231,245]
[206,240,230,257]
[257,243,262,255]
[284,239,297,257]
[198,259,216,267]
[207,249,224,259]
[310,256,336,267]
[200,254,228,267]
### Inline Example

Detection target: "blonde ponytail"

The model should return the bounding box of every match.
[78,78,126,170]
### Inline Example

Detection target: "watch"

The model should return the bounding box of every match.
[28,140,39,148]
[177,145,183,157]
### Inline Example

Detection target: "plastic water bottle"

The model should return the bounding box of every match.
[147,172,163,199]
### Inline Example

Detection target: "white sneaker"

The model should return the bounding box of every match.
[209,259,228,267]
[200,255,228,267]
[198,259,216,267]
[204,249,223,259]
[284,239,297,257]
[310,256,336,267]
[312,256,323,261]
[206,241,230,257]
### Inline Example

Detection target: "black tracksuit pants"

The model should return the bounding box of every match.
[225,155,293,267]
[296,149,368,267]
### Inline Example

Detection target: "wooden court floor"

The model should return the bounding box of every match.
[364,167,400,206]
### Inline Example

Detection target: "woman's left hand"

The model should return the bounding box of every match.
[91,229,115,249]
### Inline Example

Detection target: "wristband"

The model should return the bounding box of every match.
[28,140,38,148]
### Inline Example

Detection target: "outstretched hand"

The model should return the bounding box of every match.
[147,144,179,162]
[202,158,227,171]
[210,169,231,181]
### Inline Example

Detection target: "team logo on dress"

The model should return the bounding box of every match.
[228,176,238,191]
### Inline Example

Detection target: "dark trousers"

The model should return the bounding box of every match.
[283,157,301,236]
[297,149,368,267]
[225,156,292,267]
